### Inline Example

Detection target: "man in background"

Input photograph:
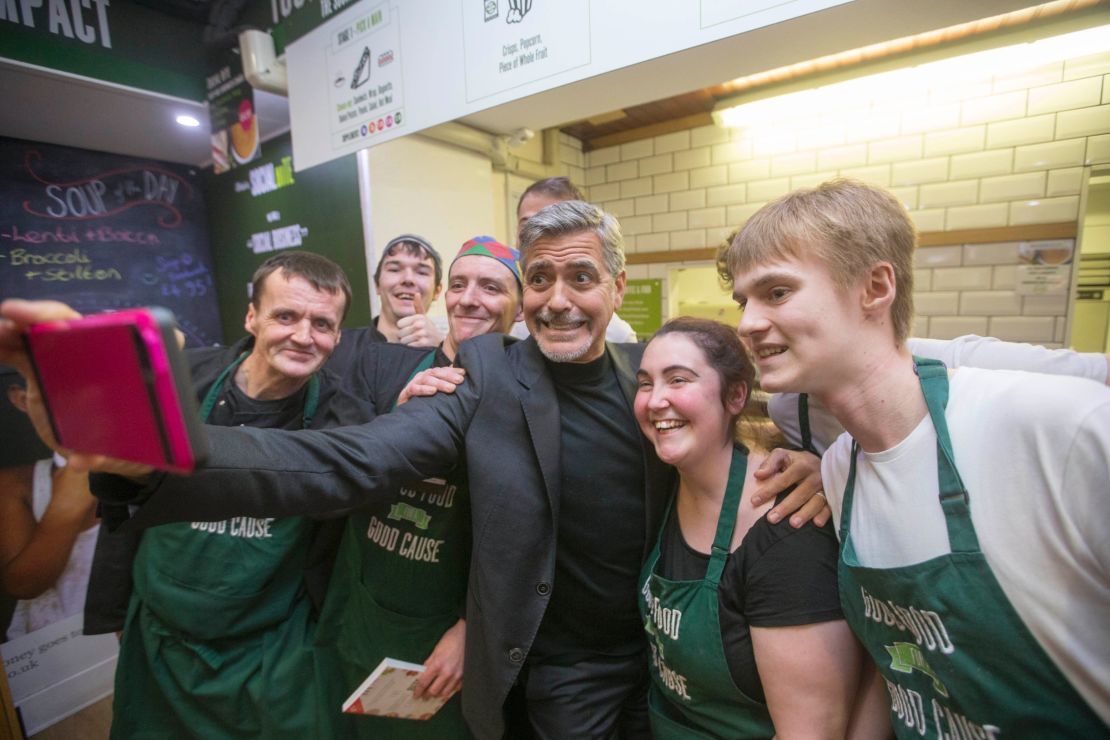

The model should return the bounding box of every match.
[328,234,446,380]
[370,234,444,346]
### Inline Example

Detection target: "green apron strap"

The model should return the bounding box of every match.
[301,375,320,429]
[913,357,978,553]
[198,352,248,422]
[705,447,748,585]
[840,358,978,554]
[199,351,318,430]
[798,393,816,454]
[840,439,860,542]
[390,350,439,412]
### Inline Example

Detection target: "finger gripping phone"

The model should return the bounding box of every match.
[23,307,207,472]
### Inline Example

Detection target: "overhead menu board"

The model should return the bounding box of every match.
[286,0,852,171]
[461,0,591,102]
[322,4,406,153]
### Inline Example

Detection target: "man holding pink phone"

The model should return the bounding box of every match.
[77,252,368,738]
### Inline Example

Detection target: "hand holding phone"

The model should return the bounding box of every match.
[1,299,80,460]
[22,307,207,473]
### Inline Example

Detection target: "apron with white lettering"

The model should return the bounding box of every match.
[838,358,1108,738]
[639,446,775,739]
[112,355,322,739]
[316,350,472,739]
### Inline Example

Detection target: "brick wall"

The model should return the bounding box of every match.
[585,49,1110,346]
[559,133,586,188]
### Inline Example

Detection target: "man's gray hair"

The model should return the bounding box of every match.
[518,200,625,278]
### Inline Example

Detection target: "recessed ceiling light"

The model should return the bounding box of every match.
[176,114,201,128]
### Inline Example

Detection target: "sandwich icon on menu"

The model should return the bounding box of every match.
[342,658,449,720]
[351,46,372,89]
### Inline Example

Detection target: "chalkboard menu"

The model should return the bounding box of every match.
[205,131,369,342]
[0,137,222,347]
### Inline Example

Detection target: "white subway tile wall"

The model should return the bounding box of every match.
[1046,167,1083,196]
[635,194,668,215]
[986,115,1055,149]
[1088,133,1110,163]
[583,54,1109,343]
[978,172,1045,203]
[559,134,585,188]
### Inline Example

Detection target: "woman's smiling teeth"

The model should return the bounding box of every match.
[653,419,686,431]
[756,346,786,359]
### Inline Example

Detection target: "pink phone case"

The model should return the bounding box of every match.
[24,308,206,473]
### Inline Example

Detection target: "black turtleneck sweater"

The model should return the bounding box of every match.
[530,351,647,661]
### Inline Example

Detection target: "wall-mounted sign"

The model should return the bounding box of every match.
[318,3,406,153]
[462,0,591,103]
[0,2,206,100]
[204,133,370,341]
[0,136,221,347]
[619,278,663,339]
[207,49,260,175]
[277,0,360,46]
[1016,239,1074,296]
[286,0,852,171]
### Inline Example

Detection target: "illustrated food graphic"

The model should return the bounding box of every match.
[352,46,372,89]
[507,0,532,23]
[230,98,258,164]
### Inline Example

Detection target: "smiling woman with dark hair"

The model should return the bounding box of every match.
[634,317,884,739]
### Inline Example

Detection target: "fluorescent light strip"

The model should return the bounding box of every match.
[715,23,1110,130]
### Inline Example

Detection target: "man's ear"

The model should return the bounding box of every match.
[7,385,28,413]
[612,270,627,311]
[244,303,258,337]
[861,262,896,316]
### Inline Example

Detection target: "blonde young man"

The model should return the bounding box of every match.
[723,179,1109,737]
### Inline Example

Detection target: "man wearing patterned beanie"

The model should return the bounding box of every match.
[314,236,522,739]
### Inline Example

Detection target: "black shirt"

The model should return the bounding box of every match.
[531,351,647,660]
[210,380,310,429]
[657,490,842,700]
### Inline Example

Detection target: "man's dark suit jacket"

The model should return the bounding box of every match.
[102,334,676,739]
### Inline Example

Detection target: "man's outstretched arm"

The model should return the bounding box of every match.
[1,299,479,529]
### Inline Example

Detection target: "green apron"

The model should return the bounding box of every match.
[316,350,472,739]
[838,358,1109,738]
[638,446,776,739]
[797,393,817,454]
[112,355,322,739]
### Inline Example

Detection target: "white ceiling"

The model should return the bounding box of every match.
[0,0,1044,167]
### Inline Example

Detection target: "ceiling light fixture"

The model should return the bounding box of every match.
[176,114,201,128]
[713,23,1110,130]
